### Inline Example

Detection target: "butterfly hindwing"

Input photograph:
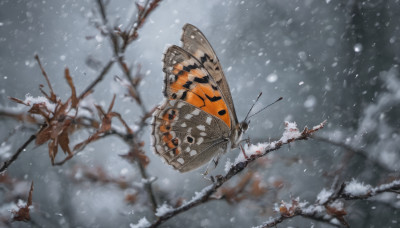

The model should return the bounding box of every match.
[181,24,239,127]
[163,45,231,128]
[151,99,229,172]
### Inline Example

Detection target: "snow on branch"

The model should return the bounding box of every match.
[255,178,400,228]
[234,121,326,165]
[147,120,326,227]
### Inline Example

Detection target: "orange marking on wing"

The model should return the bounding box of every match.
[173,148,180,155]
[169,63,231,127]
[162,133,175,149]
[159,124,169,132]
[170,72,188,92]
[162,132,172,142]
[190,68,204,77]
[161,112,169,121]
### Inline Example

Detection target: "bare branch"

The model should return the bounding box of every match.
[148,121,326,227]
[0,134,36,173]
[78,60,114,100]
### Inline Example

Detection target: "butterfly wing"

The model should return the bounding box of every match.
[163,45,232,128]
[151,99,229,172]
[180,24,239,127]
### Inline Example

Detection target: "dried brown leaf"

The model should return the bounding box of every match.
[35,55,57,103]
[135,2,145,12]
[125,192,138,204]
[326,205,347,217]
[27,181,34,207]
[279,205,289,216]
[28,103,50,118]
[107,94,116,113]
[250,178,268,197]
[120,147,149,167]
[35,127,52,145]
[48,139,58,165]
[8,97,28,106]
[65,68,78,109]
[12,181,34,222]
[99,115,112,133]
[58,130,72,156]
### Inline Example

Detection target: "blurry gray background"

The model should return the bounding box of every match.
[1,0,399,227]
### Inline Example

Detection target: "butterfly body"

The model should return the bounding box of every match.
[151,24,247,172]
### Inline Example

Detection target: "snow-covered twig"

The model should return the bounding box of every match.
[255,178,400,228]
[147,120,326,228]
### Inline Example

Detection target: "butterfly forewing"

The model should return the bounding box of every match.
[181,24,239,127]
[163,45,231,128]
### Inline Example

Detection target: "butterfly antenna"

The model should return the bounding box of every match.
[247,97,283,120]
[244,92,263,122]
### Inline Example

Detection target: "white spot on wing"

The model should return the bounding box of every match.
[169,100,177,106]
[190,150,197,156]
[185,114,193,119]
[180,122,187,128]
[177,158,184,164]
[206,117,212,125]
[188,74,195,81]
[196,137,204,145]
[200,132,207,136]
[177,102,185,108]
[191,109,201,115]
[197,125,206,131]
[185,147,190,152]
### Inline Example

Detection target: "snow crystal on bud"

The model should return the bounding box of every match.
[130,217,150,228]
[317,188,333,204]
[280,121,301,143]
[224,158,233,173]
[0,143,12,160]
[375,179,400,192]
[17,199,27,208]
[189,185,213,203]
[155,203,173,217]
[312,120,326,130]
[24,95,56,111]
[344,179,371,196]
[328,200,344,210]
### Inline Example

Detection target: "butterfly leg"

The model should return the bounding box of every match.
[239,144,249,160]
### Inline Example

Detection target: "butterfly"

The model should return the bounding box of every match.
[151,24,248,173]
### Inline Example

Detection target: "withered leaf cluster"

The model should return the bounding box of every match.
[8,56,133,166]
[12,181,34,222]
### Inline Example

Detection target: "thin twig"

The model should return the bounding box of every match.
[0,134,36,173]
[138,162,158,212]
[78,60,114,99]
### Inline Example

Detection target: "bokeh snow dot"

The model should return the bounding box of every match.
[304,95,317,109]
[266,73,278,83]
